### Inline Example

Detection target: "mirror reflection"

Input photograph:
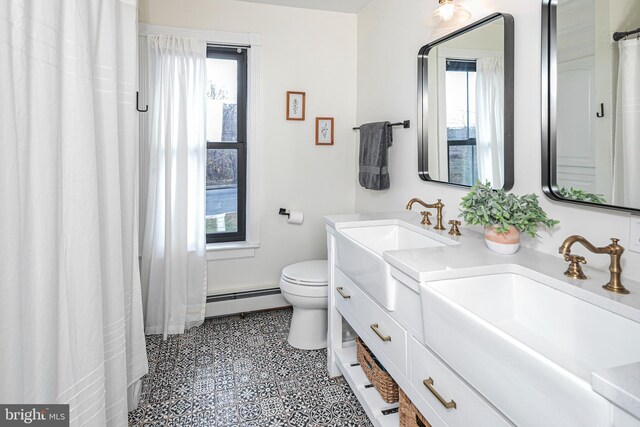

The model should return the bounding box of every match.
[418,13,514,190]
[545,0,640,211]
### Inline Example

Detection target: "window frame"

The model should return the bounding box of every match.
[445,58,478,185]
[206,46,248,244]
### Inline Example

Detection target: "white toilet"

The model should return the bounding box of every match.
[279,260,328,350]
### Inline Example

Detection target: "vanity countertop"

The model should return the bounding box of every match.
[326,211,640,321]
[593,363,640,419]
[326,211,640,421]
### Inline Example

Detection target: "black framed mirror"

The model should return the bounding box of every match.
[418,13,514,190]
[542,0,640,213]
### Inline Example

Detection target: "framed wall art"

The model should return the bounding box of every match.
[286,91,305,120]
[315,117,334,146]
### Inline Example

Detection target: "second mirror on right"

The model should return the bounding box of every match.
[543,0,640,212]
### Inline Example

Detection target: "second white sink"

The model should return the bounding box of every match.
[420,272,640,426]
[335,220,457,310]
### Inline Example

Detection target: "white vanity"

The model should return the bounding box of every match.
[326,212,640,427]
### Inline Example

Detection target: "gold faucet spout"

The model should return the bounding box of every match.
[406,198,446,230]
[558,235,610,256]
[406,198,427,210]
[558,235,628,294]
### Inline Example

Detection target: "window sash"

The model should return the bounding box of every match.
[445,59,477,142]
[206,46,247,243]
[447,141,478,185]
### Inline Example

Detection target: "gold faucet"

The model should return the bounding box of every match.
[558,235,629,294]
[406,198,445,230]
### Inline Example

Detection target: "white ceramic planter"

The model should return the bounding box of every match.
[484,225,520,254]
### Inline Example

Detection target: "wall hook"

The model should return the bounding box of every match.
[136,92,148,113]
[596,103,604,118]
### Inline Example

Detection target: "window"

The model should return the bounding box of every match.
[445,59,478,186]
[206,46,247,243]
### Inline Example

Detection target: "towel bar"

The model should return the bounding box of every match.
[353,120,410,131]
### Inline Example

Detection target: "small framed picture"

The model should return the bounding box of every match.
[315,117,334,146]
[286,91,305,120]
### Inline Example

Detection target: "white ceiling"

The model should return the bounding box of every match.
[231,0,374,14]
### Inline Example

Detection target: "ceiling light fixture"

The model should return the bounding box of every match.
[428,0,471,27]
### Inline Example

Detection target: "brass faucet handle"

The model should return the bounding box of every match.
[604,238,628,294]
[609,238,624,253]
[563,254,587,280]
[433,200,446,231]
[448,220,462,236]
[420,211,432,225]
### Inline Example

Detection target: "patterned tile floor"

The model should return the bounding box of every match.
[128,308,374,427]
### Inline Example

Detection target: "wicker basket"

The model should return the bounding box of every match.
[355,337,399,403]
[399,388,432,427]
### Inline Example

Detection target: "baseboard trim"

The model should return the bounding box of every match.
[205,288,290,317]
[206,287,282,303]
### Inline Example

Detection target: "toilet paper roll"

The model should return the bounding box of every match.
[287,211,304,225]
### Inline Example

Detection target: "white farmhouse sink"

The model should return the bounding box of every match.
[420,273,640,426]
[335,220,457,311]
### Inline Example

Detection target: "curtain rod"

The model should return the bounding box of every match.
[613,27,640,41]
[207,43,250,49]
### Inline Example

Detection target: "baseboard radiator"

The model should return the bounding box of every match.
[205,287,290,317]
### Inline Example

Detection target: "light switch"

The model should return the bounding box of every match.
[629,216,640,254]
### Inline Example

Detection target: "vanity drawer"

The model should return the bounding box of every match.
[334,268,408,375]
[334,268,363,321]
[410,337,511,427]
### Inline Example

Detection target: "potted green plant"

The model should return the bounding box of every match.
[459,181,559,254]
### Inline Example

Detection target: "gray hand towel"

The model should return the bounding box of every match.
[358,121,393,190]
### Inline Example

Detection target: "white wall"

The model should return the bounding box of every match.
[139,0,357,294]
[610,0,640,32]
[356,0,640,278]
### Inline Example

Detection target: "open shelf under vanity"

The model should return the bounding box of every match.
[334,345,400,427]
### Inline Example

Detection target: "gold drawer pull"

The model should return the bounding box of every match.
[336,287,351,299]
[423,377,457,410]
[370,323,391,342]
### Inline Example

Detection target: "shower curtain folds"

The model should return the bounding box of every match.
[0,0,148,424]
[612,38,640,208]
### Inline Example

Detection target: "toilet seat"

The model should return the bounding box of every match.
[280,277,327,298]
[281,260,327,286]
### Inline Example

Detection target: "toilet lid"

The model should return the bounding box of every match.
[282,260,328,286]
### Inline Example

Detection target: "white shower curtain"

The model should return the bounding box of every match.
[475,57,504,189]
[140,35,208,338]
[612,38,640,208]
[0,0,147,425]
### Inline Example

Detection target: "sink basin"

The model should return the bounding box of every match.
[420,272,640,426]
[335,220,457,310]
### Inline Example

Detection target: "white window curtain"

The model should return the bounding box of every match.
[612,38,640,208]
[0,0,148,424]
[140,35,208,338]
[475,56,504,189]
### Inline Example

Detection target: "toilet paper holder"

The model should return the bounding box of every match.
[278,208,290,218]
